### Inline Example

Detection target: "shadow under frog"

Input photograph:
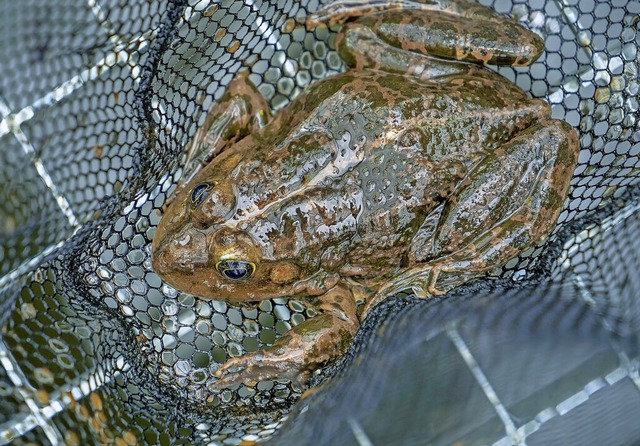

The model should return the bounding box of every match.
[152,0,579,390]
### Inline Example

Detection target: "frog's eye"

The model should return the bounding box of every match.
[189,182,216,209]
[216,260,255,281]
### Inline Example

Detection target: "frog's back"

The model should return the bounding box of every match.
[238,69,549,277]
[284,69,550,180]
[276,70,548,272]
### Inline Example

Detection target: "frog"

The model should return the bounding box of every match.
[152,0,579,391]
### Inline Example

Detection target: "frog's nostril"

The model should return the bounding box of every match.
[153,227,210,275]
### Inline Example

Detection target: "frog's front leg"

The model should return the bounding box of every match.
[365,120,578,317]
[171,72,270,205]
[211,283,359,390]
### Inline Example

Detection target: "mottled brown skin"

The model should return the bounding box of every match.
[152,0,579,390]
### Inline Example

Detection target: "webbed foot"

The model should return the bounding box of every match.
[361,265,447,318]
[210,285,359,391]
[211,335,310,391]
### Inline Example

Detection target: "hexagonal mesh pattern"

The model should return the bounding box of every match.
[0,0,639,444]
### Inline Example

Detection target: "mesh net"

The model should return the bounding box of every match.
[0,0,639,444]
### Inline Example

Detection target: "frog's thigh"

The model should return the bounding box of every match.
[337,21,470,78]
[431,119,578,261]
[309,0,512,28]
[372,120,577,307]
[340,9,543,68]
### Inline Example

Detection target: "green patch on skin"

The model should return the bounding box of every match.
[300,73,356,112]
[543,189,564,210]
[338,328,354,354]
[299,314,334,334]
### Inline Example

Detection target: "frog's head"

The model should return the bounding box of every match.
[153,220,305,301]
[152,92,358,300]
[152,148,313,301]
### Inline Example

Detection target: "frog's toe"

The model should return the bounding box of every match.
[408,267,444,298]
[410,283,443,298]
[211,350,308,391]
[212,354,263,389]
[426,268,446,296]
[410,284,429,298]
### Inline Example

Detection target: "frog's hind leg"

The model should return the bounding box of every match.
[364,120,578,317]
[308,0,508,28]
[328,2,544,76]
[335,19,472,79]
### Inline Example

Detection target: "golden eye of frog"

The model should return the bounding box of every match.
[152,0,579,391]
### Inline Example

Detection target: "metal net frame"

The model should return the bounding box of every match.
[0,0,639,444]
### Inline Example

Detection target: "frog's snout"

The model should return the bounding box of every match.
[152,226,209,276]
